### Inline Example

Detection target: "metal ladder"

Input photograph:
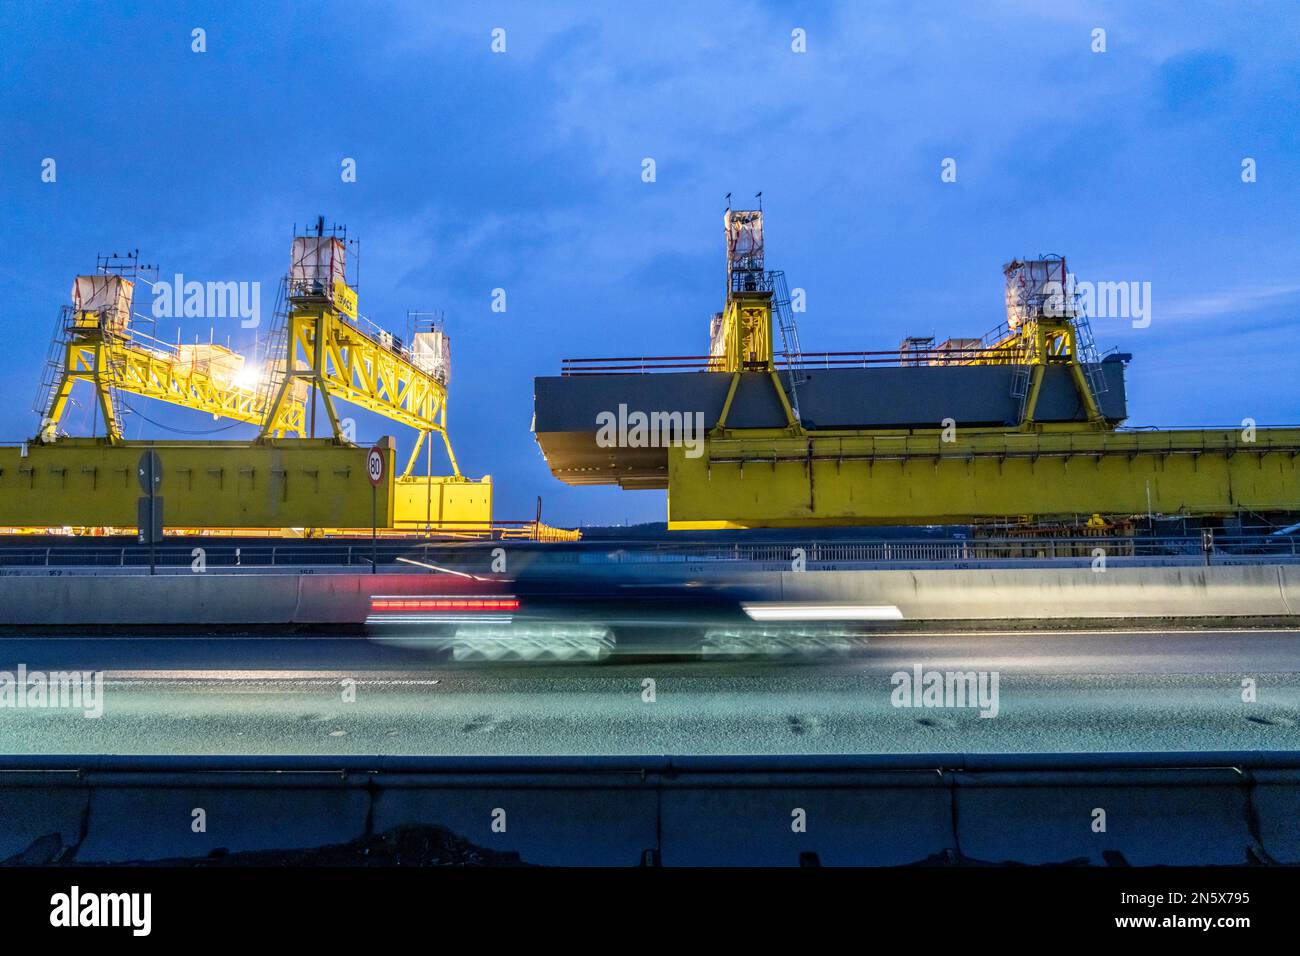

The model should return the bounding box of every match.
[103,343,130,433]
[769,270,805,423]
[1072,310,1109,401]
[33,306,73,427]
[994,316,1032,423]
[1010,365,1033,423]
[255,278,291,432]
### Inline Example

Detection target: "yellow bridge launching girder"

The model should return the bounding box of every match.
[0,437,495,531]
[538,218,1294,529]
[1,438,386,529]
[42,330,306,444]
[666,426,1300,528]
[259,304,461,478]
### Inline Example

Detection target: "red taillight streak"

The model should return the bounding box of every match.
[371,598,519,612]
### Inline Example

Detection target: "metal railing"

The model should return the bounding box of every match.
[577,535,1299,564]
[0,534,1293,571]
[560,344,1029,375]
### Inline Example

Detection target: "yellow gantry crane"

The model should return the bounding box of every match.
[2,230,502,534]
[707,208,803,436]
[258,230,460,480]
[704,233,1109,437]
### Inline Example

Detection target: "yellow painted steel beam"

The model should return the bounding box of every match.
[294,308,447,431]
[666,427,1300,528]
[45,336,306,443]
[262,306,462,476]
[768,369,801,431]
[711,372,742,432]
[715,293,776,372]
[955,316,1107,428]
[0,439,394,529]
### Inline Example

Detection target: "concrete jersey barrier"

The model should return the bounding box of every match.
[0,564,1294,626]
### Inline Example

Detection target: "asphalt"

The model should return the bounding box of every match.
[1,628,1298,757]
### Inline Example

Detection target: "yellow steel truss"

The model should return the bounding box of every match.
[259,304,461,478]
[42,333,306,444]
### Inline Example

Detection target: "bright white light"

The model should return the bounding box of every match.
[232,365,261,391]
[741,603,904,621]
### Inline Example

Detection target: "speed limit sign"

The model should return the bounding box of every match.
[367,446,385,487]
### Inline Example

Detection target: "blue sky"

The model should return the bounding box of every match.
[2,1,1298,527]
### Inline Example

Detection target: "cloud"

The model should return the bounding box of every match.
[1161,283,1300,320]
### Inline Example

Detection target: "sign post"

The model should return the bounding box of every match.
[367,445,385,575]
[136,450,164,575]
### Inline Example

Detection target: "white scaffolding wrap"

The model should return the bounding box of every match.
[708,312,726,360]
[724,209,765,282]
[411,329,451,385]
[1004,257,1073,329]
[290,237,346,293]
[71,275,134,333]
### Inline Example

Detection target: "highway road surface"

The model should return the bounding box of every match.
[1,627,1298,757]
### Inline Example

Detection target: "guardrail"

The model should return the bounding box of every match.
[0,534,1293,571]
[0,544,397,569]
[593,534,1300,564]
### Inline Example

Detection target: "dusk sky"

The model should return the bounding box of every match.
[3,1,1298,527]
